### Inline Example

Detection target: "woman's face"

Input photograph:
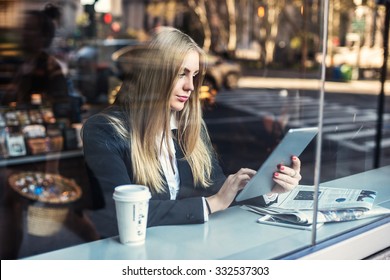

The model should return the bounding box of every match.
[170,50,199,112]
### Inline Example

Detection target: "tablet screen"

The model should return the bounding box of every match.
[235,127,318,202]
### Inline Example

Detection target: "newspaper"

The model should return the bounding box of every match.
[271,185,377,211]
[243,185,390,227]
[256,213,324,231]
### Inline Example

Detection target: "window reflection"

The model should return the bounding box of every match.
[0,0,388,260]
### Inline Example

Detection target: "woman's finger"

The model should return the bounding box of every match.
[291,156,301,172]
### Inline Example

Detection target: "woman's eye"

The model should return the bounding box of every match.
[178,73,185,78]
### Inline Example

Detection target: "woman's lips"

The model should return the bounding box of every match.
[177,95,189,102]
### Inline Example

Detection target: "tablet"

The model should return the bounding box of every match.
[235,127,318,202]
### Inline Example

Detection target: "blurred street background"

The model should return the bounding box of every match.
[1,0,389,259]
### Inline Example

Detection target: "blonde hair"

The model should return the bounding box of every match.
[107,27,213,193]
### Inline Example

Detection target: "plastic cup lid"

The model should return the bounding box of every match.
[113,184,151,202]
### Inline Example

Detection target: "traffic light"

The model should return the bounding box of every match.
[102,13,112,24]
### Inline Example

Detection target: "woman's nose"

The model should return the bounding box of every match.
[184,77,194,91]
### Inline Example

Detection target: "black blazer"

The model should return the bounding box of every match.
[82,106,267,227]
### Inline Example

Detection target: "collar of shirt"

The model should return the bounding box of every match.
[170,113,178,130]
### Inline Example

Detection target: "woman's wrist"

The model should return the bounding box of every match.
[205,195,227,214]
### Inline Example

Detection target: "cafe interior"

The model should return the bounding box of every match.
[0,0,390,260]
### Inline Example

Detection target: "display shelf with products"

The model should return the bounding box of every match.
[0,106,83,167]
[0,149,83,167]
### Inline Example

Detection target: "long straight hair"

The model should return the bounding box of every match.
[107,27,214,193]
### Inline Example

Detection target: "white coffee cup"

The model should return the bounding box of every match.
[113,184,151,245]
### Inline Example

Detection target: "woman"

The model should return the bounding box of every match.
[82,27,302,227]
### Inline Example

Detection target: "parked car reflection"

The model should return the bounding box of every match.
[71,40,241,106]
[111,46,241,107]
[204,54,241,92]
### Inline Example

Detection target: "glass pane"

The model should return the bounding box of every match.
[0,0,321,259]
[1,0,388,261]
[314,0,390,258]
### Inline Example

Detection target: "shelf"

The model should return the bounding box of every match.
[0,149,83,167]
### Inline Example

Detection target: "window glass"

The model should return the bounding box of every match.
[0,0,388,260]
[313,0,390,255]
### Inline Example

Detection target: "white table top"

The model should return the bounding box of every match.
[25,166,390,260]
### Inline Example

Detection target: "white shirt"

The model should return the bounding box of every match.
[158,116,180,200]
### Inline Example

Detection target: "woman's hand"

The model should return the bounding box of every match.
[206,168,256,214]
[271,156,302,193]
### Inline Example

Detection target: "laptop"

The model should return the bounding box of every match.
[235,127,318,202]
